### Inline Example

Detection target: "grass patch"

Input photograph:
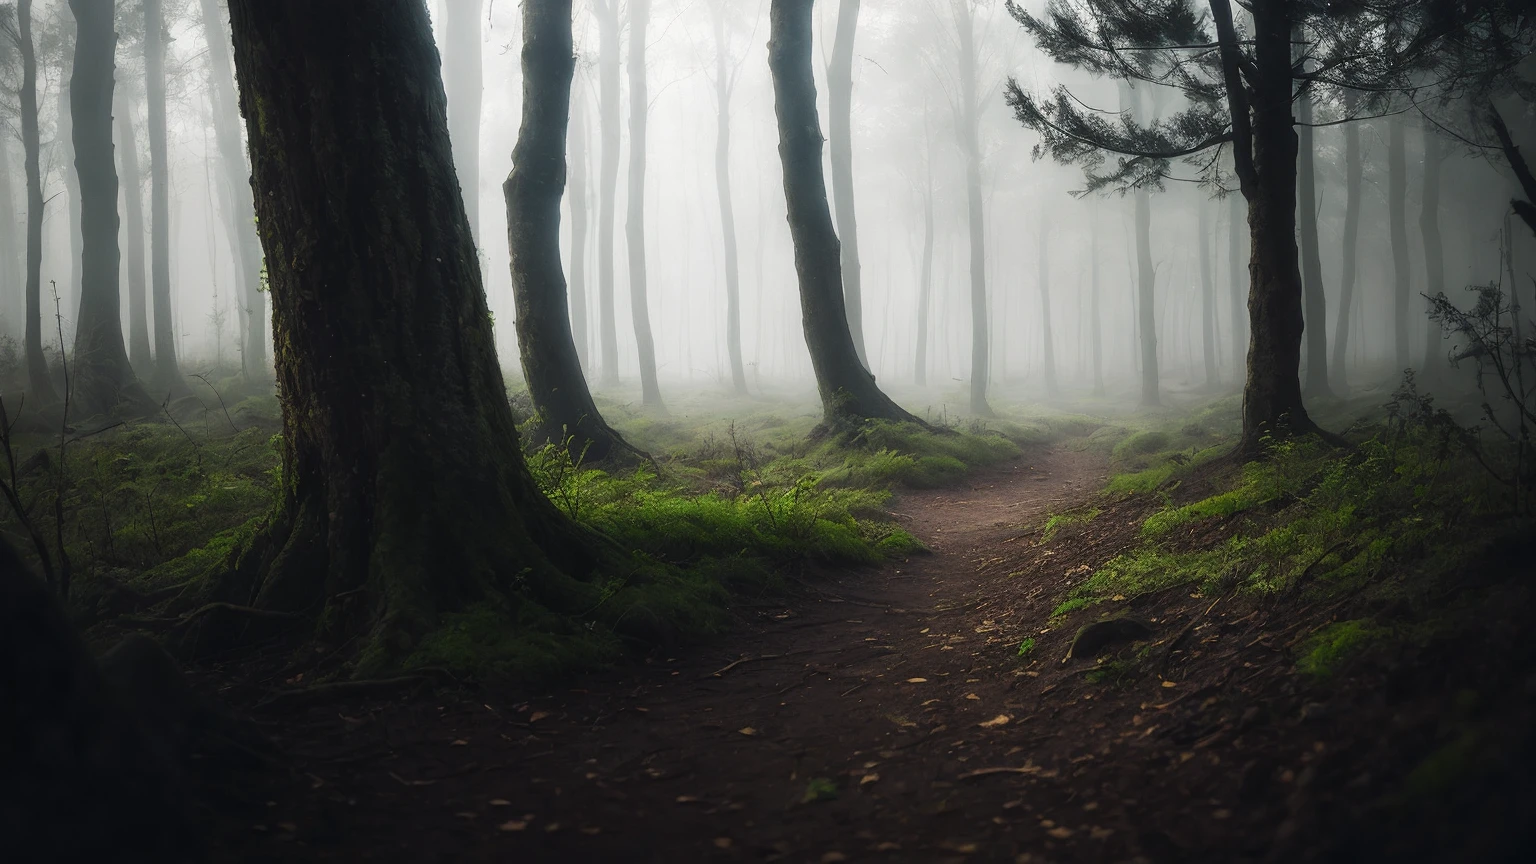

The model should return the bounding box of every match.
[1295,619,1387,679]
[1040,507,1101,543]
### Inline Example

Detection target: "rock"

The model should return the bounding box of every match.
[1300,701,1329,722]
[1066,617,1154,661]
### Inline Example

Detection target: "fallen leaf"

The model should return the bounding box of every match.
[860,773,880,785]
[451,739,469,746]
[965,693,981,701]
[979,714,1011,728]
[713,838,733,849]
[1046,826,1075,839]
[528,711,551,722]
[875,841,901,851]
[1161,681,1178,689]
[676,795,700,804]
[738,727,758,736]
[906,678,928,683]
[499,821,527,832]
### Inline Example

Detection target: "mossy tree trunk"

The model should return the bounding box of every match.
[768,0,922,432]
[506,0,637,464]
[69,0,151,417]
[145,0,188,401]
[225,0,599,669]
[17,0,58,403]
[114,93,153,375]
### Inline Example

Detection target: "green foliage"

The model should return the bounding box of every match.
[1016,636,1036,657]
[1040,507,1101,543]
[1296,619,1386,679]
[801,777,839,803]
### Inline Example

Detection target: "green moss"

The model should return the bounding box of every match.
[1296,619,1386,679]
[1112,430,1172,461]
[1040,507,1101,543]
[1016,636,1036,657]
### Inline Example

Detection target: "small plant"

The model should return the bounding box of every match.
[1016,636,1036,657]
[801,777,838,803]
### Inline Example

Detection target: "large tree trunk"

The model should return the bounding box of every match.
[222,0,600,668]
[1038,218,1058,396]
[768,0,921,431]
[507,0,636,464]
[1199,198,1218,389]
[625,0,664,409]
[444,0,484,248]
[712,3,747,395]
[145,0,187,400]
[199,0,268,378]
[593,0,621,386]
[827,0,866,368]
[953,1,992,416]
[1296,75,1332,397]
[1420,117,1447,378]
[915,178,934,387]
[69,0,150,416]
[1389,118,1412,372]
[17,0,57,403]
[568,77,590,368]
[1228,191,1246,378]
[114,96,153,375]
[1331,93,1362,390]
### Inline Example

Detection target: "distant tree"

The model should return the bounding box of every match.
[1037,215,1059,396]
[0,123,18,336]
[12,0,57,401]
[591,0,621,387]
[1198,196,1217,389]
[113,83,151,373]
[1388,117,1412,372]
[222,0,601,666]
[1330,91,1362,389]
[69,0,150,415]
[56,25,80,329]
[443,0,483,247]
[1419,115,1447,377]
[768,0,924,431]
[826,0,867,368]
[708,0,751,395]
[1120,82,1160,407]
[626,0,663,409]
[1294,31,1331,398]
[506,0,638,463]
[913,104,936,388]
[144,0,186,400]
[567,68,590,367]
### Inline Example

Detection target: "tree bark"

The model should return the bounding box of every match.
[69,0,150,416]
[17,0,57,402]
[114,94,153,375]
[1122,84,1160,407]
[1420,117,1446,378]
[1199,197,1218,389]
[199,0,268,377]
[1295,72,1331,397]
[507,0,637,464]
[1038,217,1058,396]
[0,136,19,331]
[711,4,748,395]
[1331,92,1362,390]
[223,0,600,668]
[953,0,992,416]
[444,0,484,247]
[145,0,187,400]
[593,0,621,386]
[1228,191,1246,377]
[827,0,866,368]
[1389,117,1412,372]
[568,76,590,368]
[626,0,663,409]
[768,0,921,431]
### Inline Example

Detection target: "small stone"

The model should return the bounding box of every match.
[1066,618,1154,661]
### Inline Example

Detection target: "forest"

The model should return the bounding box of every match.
[1,0,1533,860]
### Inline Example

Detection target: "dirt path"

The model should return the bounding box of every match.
[238,448,1312,863]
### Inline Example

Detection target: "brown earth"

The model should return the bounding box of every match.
[219,446,1536,863]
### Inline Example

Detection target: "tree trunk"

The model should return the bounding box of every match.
[114,95,153,375]
[1199,198,1218,389]
[0,138,19,331]
[1389,118,1411,372]
[625,0,663,409]
[507,0,637,464]
[57,39,83,331]
[69,0,150,416]
[444,0,484,248]
[767,0,921,431]
[1038,217,1058,396]
[1331,92,1361,390]
[17,0,57,403]
[712,4,747,395]
[1228,191,1246,377]
[145,0,187,400]
[827,0,866,368]
[199,0,268,377]
[594,0,620,386]
[222,0,600,668]
[1122,85,1160,407]
[1295,74,1331,397]
[1090,211,1105,397]
[1420,117,1446,377]
[568,76,590,368]
[915,179,934,387]
[954,1,992,416]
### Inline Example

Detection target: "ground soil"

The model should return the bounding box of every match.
[216,446,1536,863]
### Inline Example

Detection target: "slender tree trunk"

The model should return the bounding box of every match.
[593,1,621,387]
[507,0,636,464]
[58,40,83,330]
[1228,191,1246,377]
[1295,73,1331,397]
[199,0,268,377]
[1389,118,1412,372]
[0,139,18,329]
[767,0,921,431]
[69,0,149,415]
[1199,198,1218,389]
[1420,117,1446,378]
[114,97,152,374]
[826,0,866,368]
[144,0,187,399]
[625,0,663,409]
[1090,211,1104,397]
[915,180,934,387]
[953,2,992,416]
[568,77,591,368]
[444,0,484,248]
[1331,94,1362,390]
[18,0,57,402]
[1038,218,1058,396]
[1122,85,1160,407]
[221,0,601,668]
[712,4,747,394]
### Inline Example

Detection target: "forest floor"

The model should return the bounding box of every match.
[217,439,1536,863]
